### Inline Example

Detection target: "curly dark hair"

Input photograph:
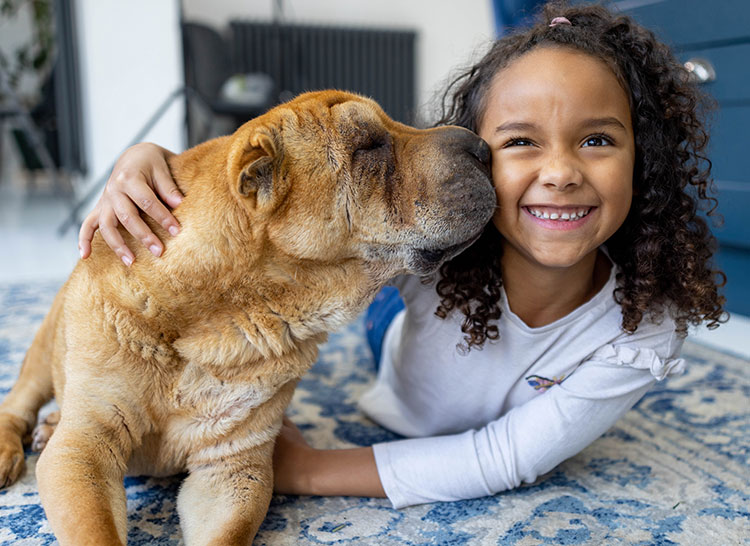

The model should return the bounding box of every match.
[433,1,726,350]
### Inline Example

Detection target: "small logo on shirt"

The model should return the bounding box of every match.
[525,374,565,392]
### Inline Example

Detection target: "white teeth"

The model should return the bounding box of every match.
[527,207,591,221]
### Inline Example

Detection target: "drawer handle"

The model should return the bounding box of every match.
[684,58,716,84]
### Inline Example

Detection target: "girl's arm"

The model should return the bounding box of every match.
[376,345,683,509]
[275,342,683,508]
[78,143,183,265]
[272,362,655,503]
[273,417,386,498]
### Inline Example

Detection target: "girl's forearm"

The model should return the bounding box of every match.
[304,446,387,498]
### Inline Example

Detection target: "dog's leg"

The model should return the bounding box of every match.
[179,438,276,546]
[31,410,60,452]
[0,289,63,487]
[36,405,134,546]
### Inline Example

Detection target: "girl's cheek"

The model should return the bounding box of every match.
[491,163,527,200]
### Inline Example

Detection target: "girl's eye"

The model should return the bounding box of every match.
[503,137,534,148]
[582,134,613,147]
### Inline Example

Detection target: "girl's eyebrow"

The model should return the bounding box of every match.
[578,117,628,131]
[493,121,537,134]
[493,117,627,134]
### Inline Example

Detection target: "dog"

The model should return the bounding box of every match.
[0,90,495,545]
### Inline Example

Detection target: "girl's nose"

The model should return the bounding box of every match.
[538,153,583,191]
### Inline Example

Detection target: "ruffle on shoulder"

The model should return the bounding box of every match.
[590,344,686,381]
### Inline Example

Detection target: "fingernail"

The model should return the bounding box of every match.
[168,225,179,236]
[149,245,162,257]
[122,255,133,267]
[79,246,84,259]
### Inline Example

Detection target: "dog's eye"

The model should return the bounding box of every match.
[354,134,390,157]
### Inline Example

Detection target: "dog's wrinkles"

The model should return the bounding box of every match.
[0,90,497,545]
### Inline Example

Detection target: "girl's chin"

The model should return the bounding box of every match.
[516,246,599,272]
[496,225,602,271]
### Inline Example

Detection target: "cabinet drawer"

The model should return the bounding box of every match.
[714,246,750,316]
[678,43,750,104]
[709,105,750,184]
[706,104,750,250]
[712,181,750,250]
[621,0,750,47]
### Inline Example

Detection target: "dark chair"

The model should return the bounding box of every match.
[0,63,70,195]
[8,71,60,171]
[181,21,274,145]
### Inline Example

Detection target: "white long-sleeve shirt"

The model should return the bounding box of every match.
[357,265,685,509]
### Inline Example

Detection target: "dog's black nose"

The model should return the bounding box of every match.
[468,137,491,168]
[441,127,491,170]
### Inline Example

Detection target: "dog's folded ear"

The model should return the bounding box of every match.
[231,128,280,206]
[239,155,273,199]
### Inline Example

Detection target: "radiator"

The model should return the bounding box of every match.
[229,21,417,124]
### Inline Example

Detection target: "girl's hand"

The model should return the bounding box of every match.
[273,416,316,495]
[273,416,386,498]
[78,143,183,266]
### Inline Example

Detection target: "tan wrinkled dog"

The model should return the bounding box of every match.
[0,90,495,545]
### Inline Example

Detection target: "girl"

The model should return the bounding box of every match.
[78,2,725,508]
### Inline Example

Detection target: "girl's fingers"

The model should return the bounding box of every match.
[78,209,100,259]
[77,144,181,263]
[125,174,181,237]
[98,210,134,266]
[112,195,165,257]
[152,163,184,211]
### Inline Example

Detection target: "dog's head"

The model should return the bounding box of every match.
[226,90,496,283]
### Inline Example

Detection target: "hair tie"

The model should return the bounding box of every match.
[549,16,572,27]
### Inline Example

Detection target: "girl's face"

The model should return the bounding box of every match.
[478,47,635,274]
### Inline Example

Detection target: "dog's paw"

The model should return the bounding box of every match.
[0,431,25,488]
[31,411,60,453]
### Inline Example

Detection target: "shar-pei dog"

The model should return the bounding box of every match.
[0,90,495,545]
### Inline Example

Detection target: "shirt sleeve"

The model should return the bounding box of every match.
[386,274,439,320]
[387,274,410,291]
[372,335,686,509]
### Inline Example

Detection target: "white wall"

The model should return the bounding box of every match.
[182,0,496,124]
[75,0,184,193]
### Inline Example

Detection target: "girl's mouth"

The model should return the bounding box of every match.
[524,206,592,221]
[522,206,596,230]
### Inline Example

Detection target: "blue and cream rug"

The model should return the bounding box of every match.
[0,281,748,545]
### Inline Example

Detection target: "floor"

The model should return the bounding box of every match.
[1,174,749,361]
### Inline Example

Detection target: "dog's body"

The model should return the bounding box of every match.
[0,91,495,545]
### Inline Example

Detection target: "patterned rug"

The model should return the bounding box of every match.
[0,281,748,545]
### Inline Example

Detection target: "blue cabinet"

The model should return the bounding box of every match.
[619,0,750,315]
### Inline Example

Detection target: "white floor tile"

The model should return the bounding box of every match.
[689,313,750,360]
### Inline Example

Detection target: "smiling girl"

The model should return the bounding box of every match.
[79,2,725,508]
